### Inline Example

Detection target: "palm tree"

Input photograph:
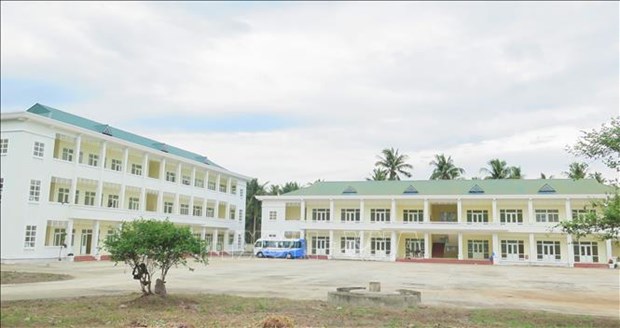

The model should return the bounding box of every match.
[375,148,413,180]
[281,181,301,194]
[588,172,605,184]
[508,166,523,179]
[480,159,510,179]
[564,162,588,180]
[429,154,465,180]
[268,184,281,196]
[540,173,554,179]
[367,168,388,181]
[245,179,268,243]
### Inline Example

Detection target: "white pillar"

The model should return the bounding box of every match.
[213,229,219,252]
[120,185,126,209]
[201,227,206,240]
[123,147,129,174]
[606,239,613,262]
[91,220,100,257]
[565,198,572,221]
[216,174,221,192]
[300,200,306,221]
[205,170,210,189]
[457,232,463,260]
[529,233,536,263]
[492,198,498,223]
[160,158,166,181]
[174,193,180,215]
[214,201,220,219]
[74,135,82,164]
[492,233,499,264]
[226,202,231,219]
[157,191,163,213]
[191,167,196,187]
[360,230,365,258]
[424,232,430,259]
[329,199,335,222]
[70,178,78,205]
[142,153,149,177]
[96,181,103,207]
[140,187,146,211]
[203,198,208,217]
[232,231,239,252]
[329,230,334,258]
[528,198,534,224]
[359,199,365,223]
[390,231,397,261]
[457,198,462,223]
[423,199,430,222]
[66,219,74,254]
[390,199,396,222]
[566,234,574,267]
[176,163,182,185]
[99,141,107,169]
[228,177,233,193]
[189,196,195,216]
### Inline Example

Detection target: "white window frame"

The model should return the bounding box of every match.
[24,225,37,248]
[180,204,189,215]
[88,154,99,167]
[340,237,361,254]
[164,202,174,214]
[206,207,215,217]
[370,209,390,222]
[466,210,489,223]
[0,138,8,154]
[239,209,244,221]
[131,163,142,176]
[535,209,560,223]
[84,191,96,206]
[107,194,119,208]
[29,179,41,202]
[194,178,204,188]
[182,175,191,186]
[166,171,176,182]
[53,228,67,246]
[129,197,140,210]
[500,209,523,224]
[57,187,70,204]
[340,208,360,222]
[312,208,330,221]
[229,208,236,220]
[269,211,277,220]
[62,148,74,162]
[208,181,216,190]
[111,159,122,171]
[33,142,45,157]
[193,205,202,216]
[403,209,423,223]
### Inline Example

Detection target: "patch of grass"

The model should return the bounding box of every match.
[0,271,72,284]
[1,294,618,328]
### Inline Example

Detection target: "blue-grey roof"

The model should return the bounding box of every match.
[27,103,224,169]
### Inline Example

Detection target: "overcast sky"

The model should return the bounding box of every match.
[1,2,618,185]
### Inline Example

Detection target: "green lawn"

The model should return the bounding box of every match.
[0,271,72,285]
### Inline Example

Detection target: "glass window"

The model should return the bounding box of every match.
[370,209,390,222]
[500,209,523,224]
[0,138,8,154]
[57,187,70,203]
[29,180,41,201]
[312,208,330,221]
[269,211,277,220]
[182,175,191,186]
[535,209,560,223]
[131,164,142,176]
[24,225,37,248]
[166,172,176,182]
[33,142,45,157]
[206,207,215,217]
[193,205,202,216]
[164,202,173,214]
[53,228,66,246]
[107,195,119,208]
[111,159,122,171]
[88,154,99,167]
[403,209,423,222]
[62,148,74,162]
[180,204,189,215]
[194,178,204,188]
[129,197,140,210]
[340,208,360,222]
[466,210,489,223]
[84,191,95,206]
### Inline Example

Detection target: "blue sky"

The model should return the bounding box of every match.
[1,2,618,184]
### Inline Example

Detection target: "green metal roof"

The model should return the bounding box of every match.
[26,103,224,169]
[282,179,615,196]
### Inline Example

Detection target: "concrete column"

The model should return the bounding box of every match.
[201,226,206,240]
[123,147,129,174]
[390,231,397,261]
[160,158,167,181]
[96,181,103,207]
[174,193,180,215]
[300,200,306,221]
[329,199,335,222]
[213,229,219,252]
[66,219,74,253]
[492,233,499,264]
[140,187,146,211]
[360,230,365,258]
[226,202,231,219]
[529,233,536,263]
[99,141,107,169]
[606,239,613,262]
[423,199,430,222]
[528,198,534,224]
[214,201,220,218]
[457,232,463,260]
[492,198,498,223]
[329,230,334,258]
[565,198,572,221]
[205,170,210,189]
[457,198,462,223]
[424,232,430,259]
[74,135,82,164]
[176,163,182,185]
[228,177,232,193]
[390,199,396,222]
[232,231,239,252]
[70,178,78,205]
[120,185,126,209]
[157,191,163,213]
[300,229,305,239]
[359,199,365,223]
[189,196,195,216]
[566,234,574,267]
[91,220,100,256]
[142,153,149,177]
[191,167,196,187]
[203,198,208,217]
[216,174,221,192]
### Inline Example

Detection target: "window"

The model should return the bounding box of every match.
[370,209,390,222]
[405,238,425,258]
[467,240,489,259]
[166,171,176,182]
[84,191,95,206]
[195,178,204,188]
[74,190,80,204]
[269,211,277,220]
[129,197,140,210]
[164,202,173,214]
[180,204,189,215]
[466,210,489,223]
[535,209,560,223]
[370,237,391,255]
[537,241,561,261]
[79,151,83,164]
[240,189,244,198]
[88,154,99,167]
[500,240,525,260]
[231,185,237,194]
[24,225,37,248]
[193,205,202,216]
[127,164,141,176]
[33,142,44,157]
[29,180,41,201]
[107,194,119,208]
[229,208,235,220]
[239,209,244,221]
[500,209,523,224]
[340,237,361,254]
[182,175,191,186]
[0,138,8,154]
[62,148,74,162]
[340,208,360,222]
[111,159,122,171]
[57,187,70,203]
[53,228,66,246]
[403,209,423,223]
[573,241,599,263]
[219,184,227,192]
[312,208,330,221]
[311,236,330,255]
[228,234,234,245]
[106,229,115,243]
[0,177,4,201]
[208,181,216,190]
[206,207,215,217]
[572,209,594,219]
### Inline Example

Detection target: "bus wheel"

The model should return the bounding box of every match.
[257,252,264,258]
[286,253,293,260]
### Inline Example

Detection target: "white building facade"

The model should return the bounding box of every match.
[258,180,619,268]
[1,104,249,262]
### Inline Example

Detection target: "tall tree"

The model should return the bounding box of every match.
[281,182,301,194]
[508,166,523,179]
[367,168,387,181]
[268,184,281,196]
[568,117,620,171]
[245,179,267,243]
[540,173,554,179]
[429,154,465,180]
[374,147,413,181]
[588,172,606,184]
[480,159,510,179]
[564,162,588,180]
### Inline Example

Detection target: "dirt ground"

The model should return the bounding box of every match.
[1,257,619,318]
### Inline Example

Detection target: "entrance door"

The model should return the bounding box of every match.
[374,239,387,257]
[471,241,486,259]
[432,243,444,258]
[406,239,424,258]
[541,243,558,261]
[578,244,593,263]
[313,237,329,255]
[505,242,520,261]
[80,229,92,254]
[344,239,358,256]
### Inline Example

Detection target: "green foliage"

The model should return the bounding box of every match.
[558,190,620,242]
[375,147,413,180]
[103,219,208,295]
[507,166,523,179]
[367,168,388,181]
[564,162,588,180]
[429,153,465,180]
[246,179,268,243]
[480,159,522,180]
[569,117,620,171]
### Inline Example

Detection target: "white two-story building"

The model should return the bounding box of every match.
[258,180,618,267]
[1,103,249,262]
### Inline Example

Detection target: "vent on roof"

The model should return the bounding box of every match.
[342,186,357,194]
[101,124,113,136]
[538,183,556,193]
[403,185,418,194]
[469,184,484,194]
[160,143,169,153]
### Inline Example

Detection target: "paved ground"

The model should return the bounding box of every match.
[1,257,619,318]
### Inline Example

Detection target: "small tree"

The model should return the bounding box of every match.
[104,219,208,296]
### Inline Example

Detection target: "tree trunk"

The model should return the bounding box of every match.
[252,215,257,242]
[154,278,167,296]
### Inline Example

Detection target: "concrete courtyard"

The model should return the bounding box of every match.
[1,257,619,318]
